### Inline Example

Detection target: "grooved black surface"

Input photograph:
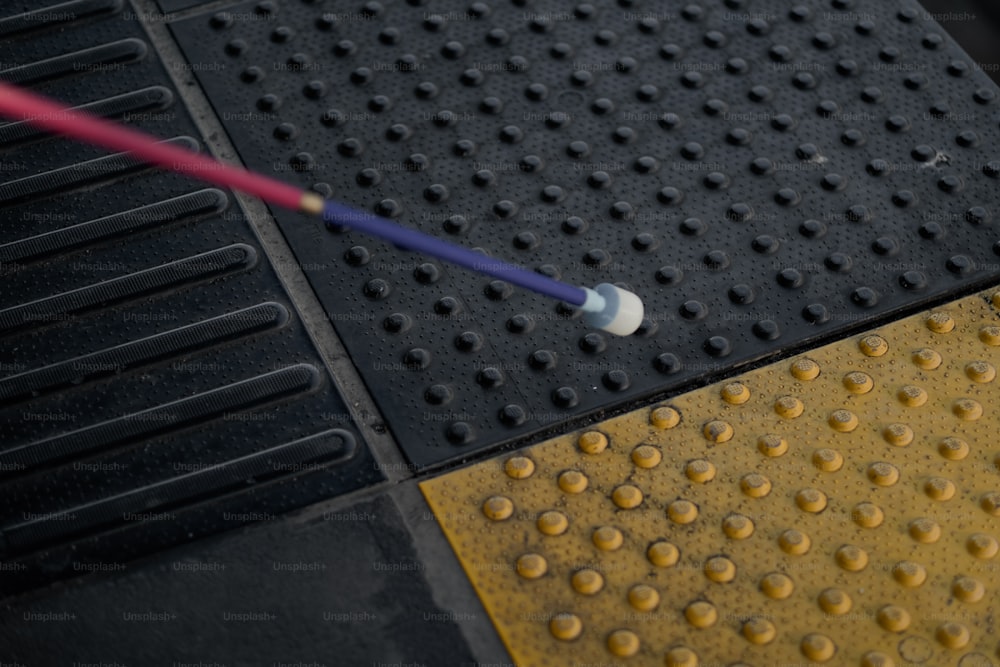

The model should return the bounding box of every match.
[0,136,198,204]
[0,188,228,263]
[0,85,173,146]
[174,0,1000,467]
[0,302,288,401]
[0,37,148,85]
[0,0,123,38]
[0,0,382,595]
[3,428,355,553]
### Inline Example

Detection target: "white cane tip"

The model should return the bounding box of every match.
[582,283,644,336]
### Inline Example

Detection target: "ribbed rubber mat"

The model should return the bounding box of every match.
[172,0,1000,467]
[422,288,1000,667]
[0,0,382,595]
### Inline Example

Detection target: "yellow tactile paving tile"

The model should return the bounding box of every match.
[421,290,1000,667]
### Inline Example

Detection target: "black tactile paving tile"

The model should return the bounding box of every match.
[0,1,382,594]
[172,0,1000,468]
